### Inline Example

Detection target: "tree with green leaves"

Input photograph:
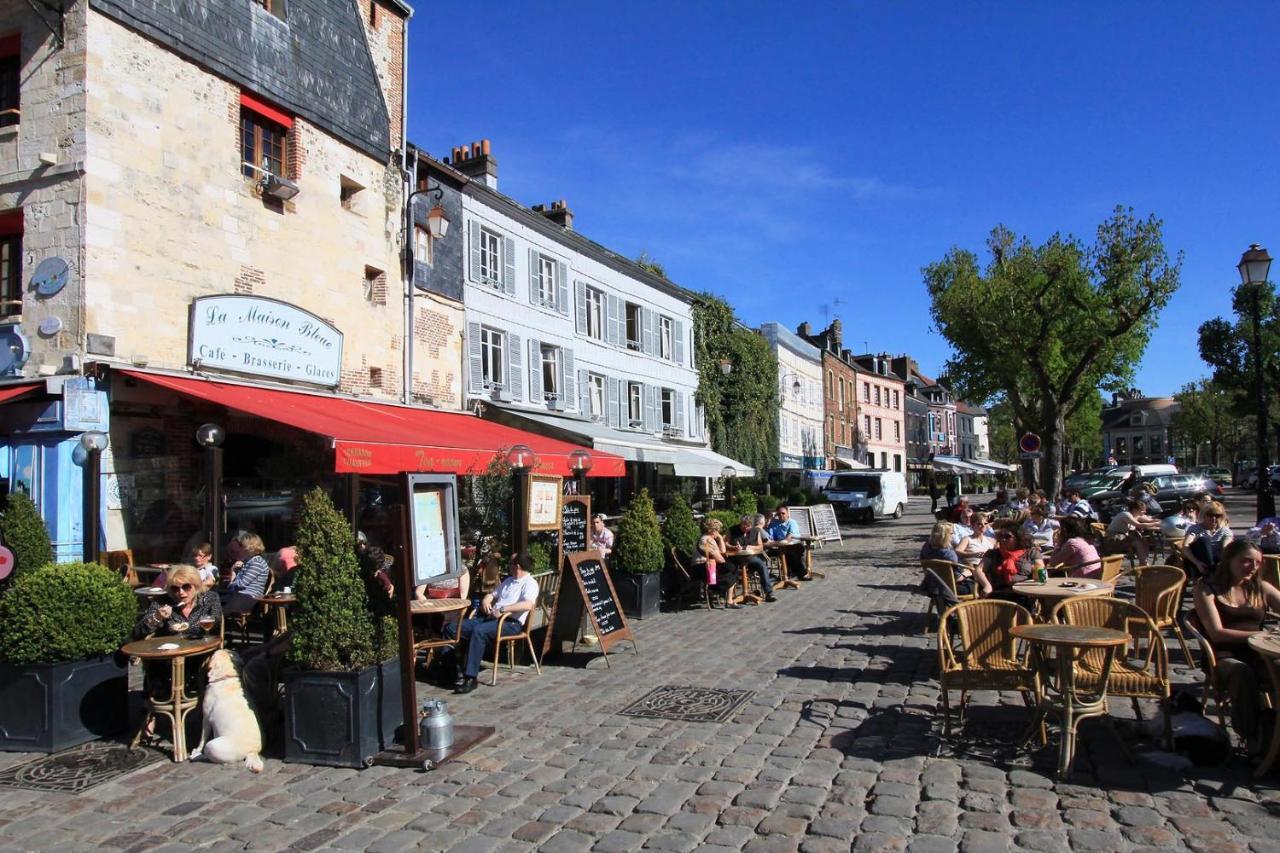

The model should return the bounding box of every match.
[692,294,779,473]
[924,207,1180,496]
[613,489,664,574]
[634,251,669,280]
[1171,378,1248,467]
[1,492,53,588]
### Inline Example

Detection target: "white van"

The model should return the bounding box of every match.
[823,470,909,522]
[1102,463,1179,478]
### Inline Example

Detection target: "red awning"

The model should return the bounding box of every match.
[0,381,41,405]
[121,371,625,477]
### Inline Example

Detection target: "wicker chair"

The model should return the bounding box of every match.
[936,599,1041,740]
[670,547,712,610]
[228,571,275,645]
[488,595,543,686]
[1099,554,1124,585]
[920,559,980,630]
[1132,565,1192,666]
[1182,615,1230,733]
[1263,555,1280,592]
[1050,596,1173,748]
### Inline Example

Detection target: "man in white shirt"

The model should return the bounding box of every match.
[444,553,539,694]
[591,514,614,556]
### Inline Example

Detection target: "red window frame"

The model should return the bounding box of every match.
[0,210,23,318]
[0,34,19,129]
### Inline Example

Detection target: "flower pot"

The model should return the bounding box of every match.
[612,570,662,620]
[283,656,402,768]
[0,656,129,753]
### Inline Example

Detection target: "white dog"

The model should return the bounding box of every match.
[190,649,264,772]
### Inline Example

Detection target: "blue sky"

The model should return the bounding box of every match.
[405,3,1279,400]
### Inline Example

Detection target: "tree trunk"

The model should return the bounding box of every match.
[1038,410,1067,498]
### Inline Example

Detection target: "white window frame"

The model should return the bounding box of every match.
[627,381,643,426]
[863,382,870,402]
[480,326,504,389]
[893,420,901,441]
[537,254,556,307]
[875,418,882,440]
[661,388,675,427]
[585,286,605,340]
[874,385,881,406]
[540,344,559,400]
[659,315,673,360]
[625,302,642,350]
[588,373,605,420]
[414,225,433,266]
[479,227,501,285]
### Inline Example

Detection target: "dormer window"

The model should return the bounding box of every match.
[240,93,293,181]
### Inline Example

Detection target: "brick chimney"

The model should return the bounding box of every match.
[534,199,573,230]
[448,139,498,190]
[796,321,812,338]
[829,318,843,352]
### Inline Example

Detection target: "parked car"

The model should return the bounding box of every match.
[823,470,909,522]
[1191,465,1232,484]
[1243,465,1280,491]
[1093,473,1224,522]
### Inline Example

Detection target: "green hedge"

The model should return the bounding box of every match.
[0,562,135,665]
[1,492,53,588]
[756,493,781,514]
[613,489,664,574]
[708,510,741,532]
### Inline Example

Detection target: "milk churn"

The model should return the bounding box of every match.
[420,699,454,750]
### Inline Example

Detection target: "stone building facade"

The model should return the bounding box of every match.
[760,322,824,471]
[796,320,860,470]
[849,354,907,473]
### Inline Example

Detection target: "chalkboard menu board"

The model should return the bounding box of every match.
[808,503,842,543]
[789,506,814,538]
[560,496,590,556]
[541,551,636,663]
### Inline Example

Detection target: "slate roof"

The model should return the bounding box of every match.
[90,0,394,161]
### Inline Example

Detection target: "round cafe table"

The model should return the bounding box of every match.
[726,545,765,605]
[1012,577,1113,620]
[1011,623,1128,777]
[255,592,296,637]
[1247,632,1280,777]
[410,597,471,667]
[123,634,221,762]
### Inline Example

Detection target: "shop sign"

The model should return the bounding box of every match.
[188,295,342,387]
[63,377,108,432]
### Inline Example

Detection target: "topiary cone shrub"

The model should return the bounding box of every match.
[661,494,699,557]
[0,562,134,665]
[287,487,378,672]
[731,489,758,520]
[613,489,664,574]
[1,493,53,588]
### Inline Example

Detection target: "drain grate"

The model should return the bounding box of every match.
[0,741,165,793]
[618,685,755,723]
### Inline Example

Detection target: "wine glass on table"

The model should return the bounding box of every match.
[197,615,216,636]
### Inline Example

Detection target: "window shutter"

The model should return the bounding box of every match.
[673,320,685,365]
[502,235,516,296]
[507,332,523,400]
[556,261,569,315]
[640,309,653,354]
[644,384,658,433]
[466,322,483,393]
[674,390,685,434]
[561,347,575,406]
[578,368,590,416]
[528,248,539,304]
[607,377,621,428]
[606,294,622,346]
[527,338,543,401]
[468,221,481,284]
[574,281,587,335]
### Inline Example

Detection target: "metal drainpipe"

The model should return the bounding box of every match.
[400,10,413,405]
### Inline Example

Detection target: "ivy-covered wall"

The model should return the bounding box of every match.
[692,294,780,472]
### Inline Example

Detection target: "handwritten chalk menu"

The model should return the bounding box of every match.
[788,506,814,538]
[541,551,636,663]
[560,496,590,556]
[808,503,842,543]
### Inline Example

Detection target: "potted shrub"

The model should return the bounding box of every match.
[283,488,401,768]
[611,489,664,619]
[0,562,134,752]
[660,495,700,604]
[0,492,54,591]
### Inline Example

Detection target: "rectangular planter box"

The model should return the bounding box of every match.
[0,656,129,753]
[612,571,662,620]
[283,657,402,768]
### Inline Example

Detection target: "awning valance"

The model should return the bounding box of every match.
[671,446,755,478]
[120,371,625,477]
[0,381,42,405]
[931,455,990,475]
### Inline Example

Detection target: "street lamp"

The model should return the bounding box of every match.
[721,464,737,509]
[569,448,593,497]
[79,431,108,564]
[506,444,538,559]
[719,358,733,376]
[196,423,226,565]
[1238,243,1275,521]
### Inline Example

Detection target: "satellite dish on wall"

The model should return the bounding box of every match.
[30,256,70,297]
[0,326,30,375]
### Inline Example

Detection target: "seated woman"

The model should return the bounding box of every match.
[1022,505,1060,548]
[921,521,991,598]
[955,512,996,565]
[1161,500,1199,543]
[1184,501,1234,579]
[1192,540,1280,750]
[134,564,223,639]
[219,531,271,615]
[981,526,1044,595]
[697,518,738,608]
[1049,517,1102,578]
[1104,498,1161,564]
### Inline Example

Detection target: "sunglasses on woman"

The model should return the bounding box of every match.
[168,583,194,592]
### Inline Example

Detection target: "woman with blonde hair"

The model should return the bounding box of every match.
[1192,540,1280,748]
[921,520,991,597]
[220,531,271,615]
[698,518,738,608]
[1184,501,1233,579]
[135,564,222,640]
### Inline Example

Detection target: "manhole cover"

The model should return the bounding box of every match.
[0,741,165,793]
[618,686,755,723]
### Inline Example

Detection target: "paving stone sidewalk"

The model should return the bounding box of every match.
[1,502,1278,852]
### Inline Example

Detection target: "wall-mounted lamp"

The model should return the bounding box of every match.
[719,358,733,376]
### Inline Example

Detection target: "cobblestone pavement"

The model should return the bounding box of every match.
[3,497,1280,852]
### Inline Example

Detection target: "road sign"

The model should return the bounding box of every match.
[1019,433,1042,454]
[1019,451,1043,460]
